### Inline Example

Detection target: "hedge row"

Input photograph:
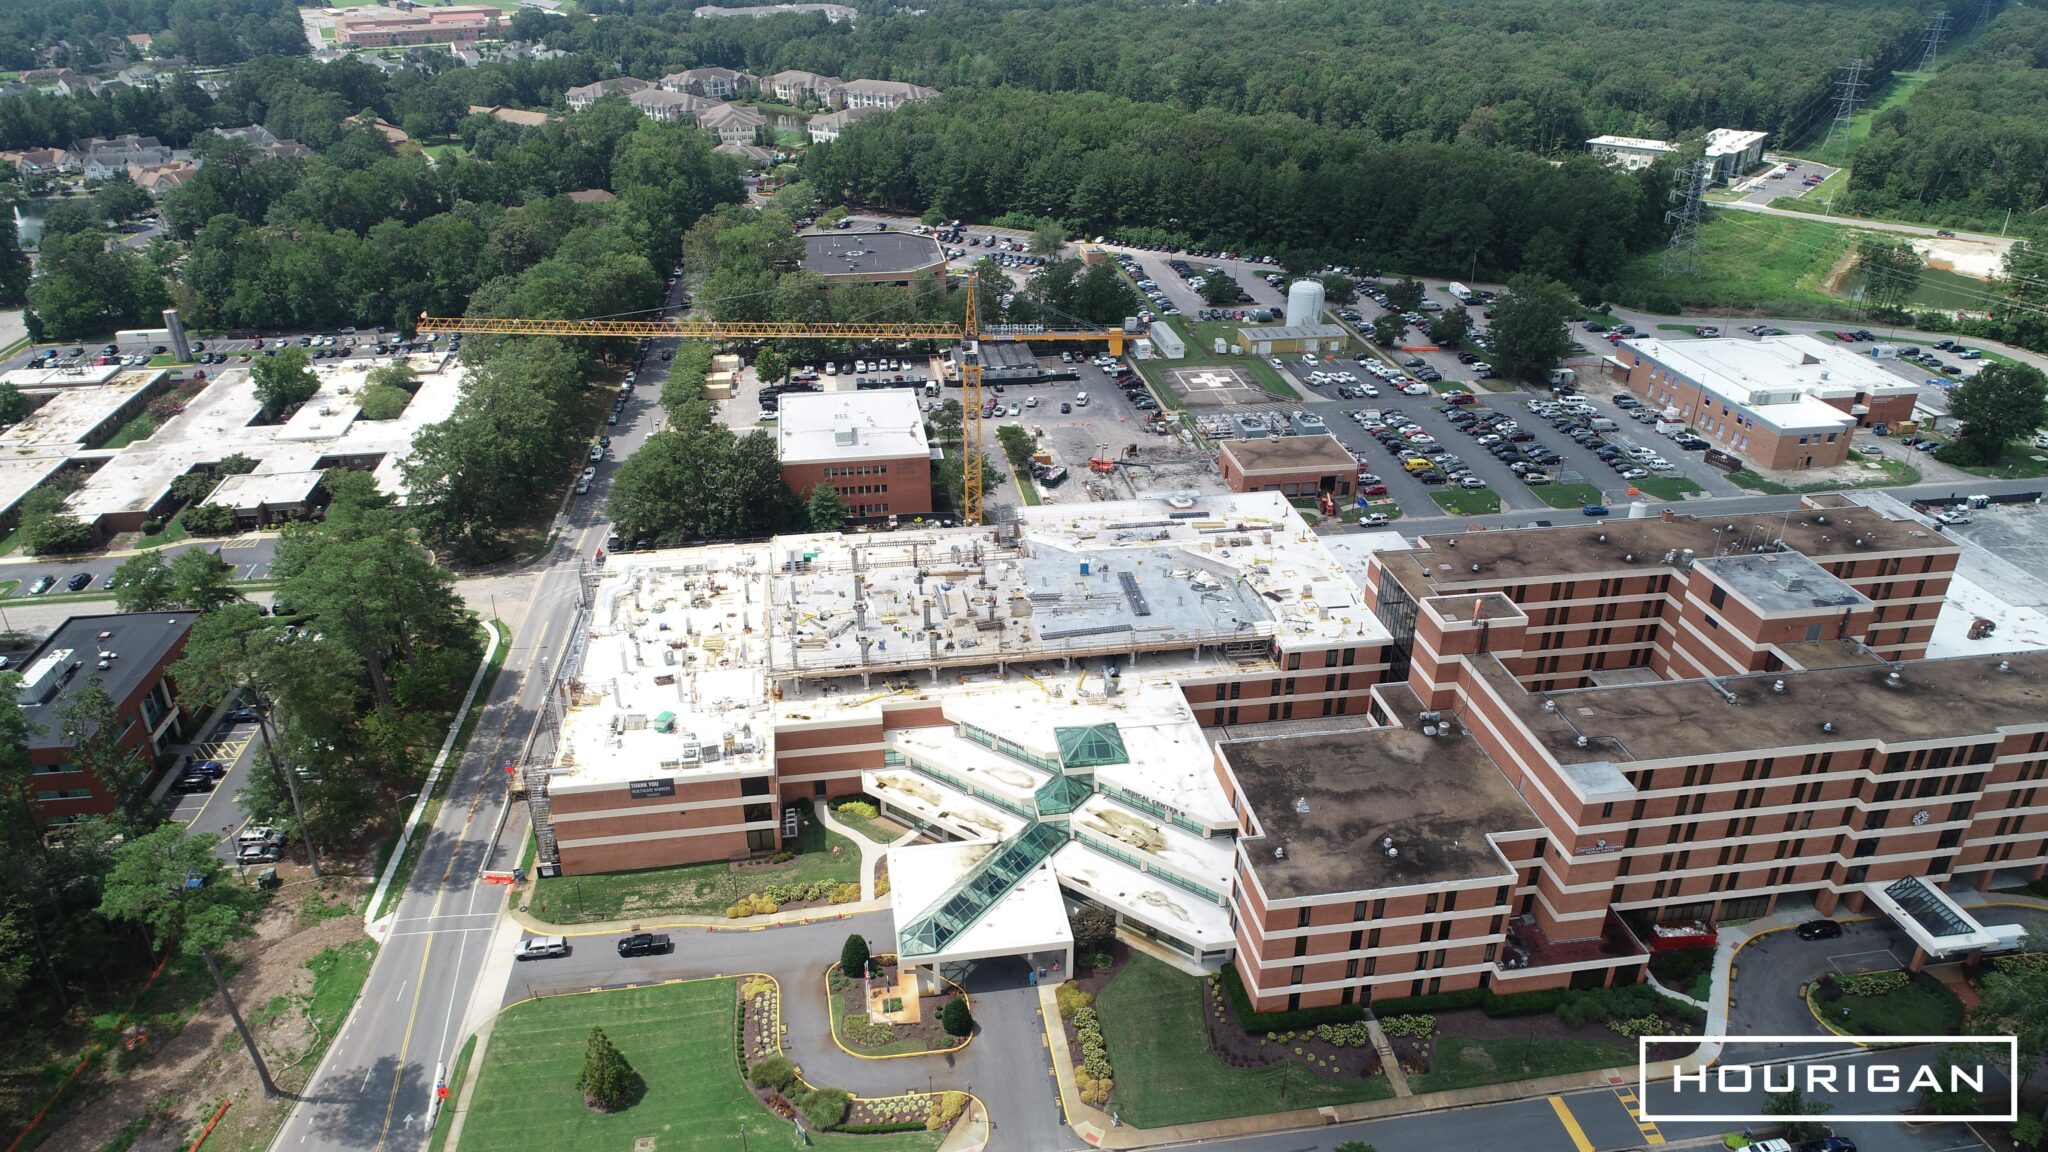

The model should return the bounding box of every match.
[1216,962,1366,1032]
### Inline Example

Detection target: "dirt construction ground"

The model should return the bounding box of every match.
[25,875,373,1152]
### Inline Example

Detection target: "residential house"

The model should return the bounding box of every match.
[212,125,315,161]
[841,78,935,110]
[565,76,652,110]
[761,69,845,107]
[131,161,198,197]
[2,149,72,177]
[567,188,617,203]
[628,88,722,122]
[661,66,751,99]
[806,106,876,143]
[696,102,768,145]
[715,141,775,168]
[20,69,99,97]
[468,104,554,128]
[71,135,180,181]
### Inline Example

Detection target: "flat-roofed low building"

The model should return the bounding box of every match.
[1705,128,1770,182]
[775,389,932,519]
[1217,434,1357,501]
[1616,334,1916,469]
[333,4,500,46]
[1587,134,1676,171]
[800,231,947,284]
[203,470,328,527]
[16,612,199,827]
[1236,323,1348,356]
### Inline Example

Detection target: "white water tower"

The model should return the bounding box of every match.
[1285,279,1325,328]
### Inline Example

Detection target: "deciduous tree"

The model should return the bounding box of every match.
[1942,362,2048,466]
[807,483,847,532]
[1488,274,1578,384]
[251,347,318,421]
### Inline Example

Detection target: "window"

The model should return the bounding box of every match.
[747,828,776,852]
[741,775,771,796]
[742,803,772,823]
[35,788,92,801]
[1289,965,1304,986]
[1298,907,1312,928]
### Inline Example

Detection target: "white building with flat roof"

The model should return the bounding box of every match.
[1705,128,1770,182]
[1587,135,1677,171]
[775,389,934,518]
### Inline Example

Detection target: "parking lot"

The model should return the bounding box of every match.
[1729,155,1843,206]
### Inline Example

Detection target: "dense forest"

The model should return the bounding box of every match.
[1838,7,2048,230]
[548,0,1937,150]
[0,0,305,69]
[804,88,1671,290]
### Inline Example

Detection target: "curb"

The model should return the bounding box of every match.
[823,959,971,1061]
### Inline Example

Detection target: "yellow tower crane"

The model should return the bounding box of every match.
[416,273,1127,526]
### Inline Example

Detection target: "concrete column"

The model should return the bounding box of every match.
[1907,944,1928,974]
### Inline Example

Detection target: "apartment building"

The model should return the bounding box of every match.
[628,88,721,122]
[696,103,768,145]
[1586,135,1677,171]
[761,69,846,107]
[565,76,652,110]
[806,106,876,143]
[841,79,937,110]
[661,67,752,98]
[526,494,2041,1005]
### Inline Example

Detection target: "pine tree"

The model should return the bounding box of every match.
[941,995,974,1037]
[577,1026,637,1111]
[840,933,870,978]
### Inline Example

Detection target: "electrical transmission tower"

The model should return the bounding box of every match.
[1917,9,1951,71]
[1820,59,1867,151]
[1660,158,1712,279]
[1976,0,1996,28]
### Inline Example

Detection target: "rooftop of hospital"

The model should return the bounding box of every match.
[1495,648,2048,770]
[776,389,930,465]
[1393,502,1952,586]
[764,492,1390,678]
[1223,726,1539,899]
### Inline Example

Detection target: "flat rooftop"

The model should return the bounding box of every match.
[204,469,325,511]
[776,389,930,465]
[16,612,197,747]
[1505,649,2048,769]
[801,232,946,277]
[60,354,463,523]
[1622,335,1890,430]
[1706,128,1769,155]
[1693,551,1867,614]
[1589,135,1676,151]
[1237,324,1347,341]
[1401,504,1952,586]
[1221,434,1356,474]
[1225,728,1538,898]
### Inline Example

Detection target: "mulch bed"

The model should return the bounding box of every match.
[1389,1007,1701,1075]
[1200,981,1382,1080]
[830,959,958,1054]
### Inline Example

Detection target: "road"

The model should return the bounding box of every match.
[268,284,684,1152]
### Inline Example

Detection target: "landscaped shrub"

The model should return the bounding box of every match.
[1071,1005,1115,1104]
[1377,1014,1435,1040]
[1218,962,1366,1031]
[838,1122,929,1134]
[1056,982,1094,1019]
[841,934,871,977]
[1368,987,1489,1016]
[1556,994,1606,1029]
[1649,946,1714,987]
[726,893,781,918]
[834,799,879,821]
[941,995,974,1037]
[829,882,861,904]
[1839,970,1909,997]
[927,1091,968,1131]
[800,1086,851,1130]
[749,1056,798,1092]
[1608,1016,1666,1039]
[1311,1020,1374,1046]
[841,1014,896,1047]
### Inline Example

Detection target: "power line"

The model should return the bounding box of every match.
[1976,0,1997,29]
[1917,8,1952,71]
[1660,158,1713,279]
[1820,59,1867,152]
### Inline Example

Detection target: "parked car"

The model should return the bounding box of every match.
[28,575,54,595]
[515,936,571,961]
[65,572,93,592]
[1796,919,1844,941]
[616,933,672,957]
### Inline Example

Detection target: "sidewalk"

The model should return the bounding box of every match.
[509,893,890,938]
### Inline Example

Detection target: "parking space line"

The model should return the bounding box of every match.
[1546,1094,1596,1152]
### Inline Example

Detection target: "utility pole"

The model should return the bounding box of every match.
[1917,9,1951,71]
[1660,158,1712,279]
[1820,59,1867,152]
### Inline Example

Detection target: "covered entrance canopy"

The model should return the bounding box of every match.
[1862,875,1998,956]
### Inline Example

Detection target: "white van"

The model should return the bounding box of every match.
[1075,391,1089,407]
[515,936,570,960]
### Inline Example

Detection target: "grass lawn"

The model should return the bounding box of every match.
[1097,954,1392,1127]
[1532,482,1603,510]
[1789,71,1932,168]
[1813,975,1963,1037]
[1160,317,1303,398]
[828,800,901,845]
[464,981,938,1152]
[101,410,162,450]
[1613,213,1855,317]
[1407,1035,1634,1094]
[531,812,860,923]
[1431,488,1501,516]
[1730,469,1794,495]
[1944,444,2048,480]
[1628,475,1703,501]
[135,511,192,549]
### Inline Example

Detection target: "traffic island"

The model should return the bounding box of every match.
[1806,969,1964,1036]
[826,958,971,1058]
